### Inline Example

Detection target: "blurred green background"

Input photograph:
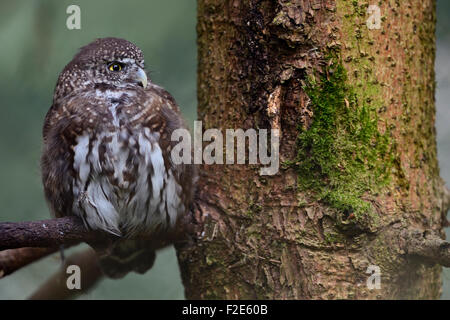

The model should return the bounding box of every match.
[0,0,449,299]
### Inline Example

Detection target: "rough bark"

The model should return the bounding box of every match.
[176,0,445,299]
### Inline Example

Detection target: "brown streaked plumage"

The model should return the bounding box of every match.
[41,37,195,278]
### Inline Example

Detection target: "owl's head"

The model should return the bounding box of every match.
[54,37,148,102]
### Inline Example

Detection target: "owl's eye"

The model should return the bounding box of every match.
[108,62,124,72]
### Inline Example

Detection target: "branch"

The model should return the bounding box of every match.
[402,229,450,267]
[0,247,59,278]
[0,216,103,250]
[0,211,193,279]
[0,216,104,279]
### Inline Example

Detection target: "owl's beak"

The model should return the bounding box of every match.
[134,67,148,88]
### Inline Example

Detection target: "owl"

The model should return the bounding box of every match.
[41,38,195,278]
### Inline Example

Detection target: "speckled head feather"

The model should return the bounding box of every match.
[53,37,146,103]
[74,37,144,64]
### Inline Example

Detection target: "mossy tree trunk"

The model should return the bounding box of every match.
[176,0,446,299]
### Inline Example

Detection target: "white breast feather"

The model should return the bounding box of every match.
[72,125,181,236]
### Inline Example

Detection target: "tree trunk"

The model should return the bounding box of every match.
[176,0,445,299]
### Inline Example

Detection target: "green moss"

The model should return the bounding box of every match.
[324,231,344,244]
[206,255,216,266]
[290,57,393,227]
[245,200,262,217]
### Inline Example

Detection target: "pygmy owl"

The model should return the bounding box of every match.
[41,37,195,278]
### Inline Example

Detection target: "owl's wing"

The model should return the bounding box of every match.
[41,101,86,218]
[143,84,196,212]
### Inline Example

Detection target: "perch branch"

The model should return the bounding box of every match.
[0,212,192,278]
[0,214,191,252]
[0,216,102,250]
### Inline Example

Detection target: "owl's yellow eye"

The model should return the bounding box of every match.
[108,62,123,72]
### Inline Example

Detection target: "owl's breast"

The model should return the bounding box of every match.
[71,124,183,236]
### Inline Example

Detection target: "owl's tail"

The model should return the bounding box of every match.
[97,239,156,279]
